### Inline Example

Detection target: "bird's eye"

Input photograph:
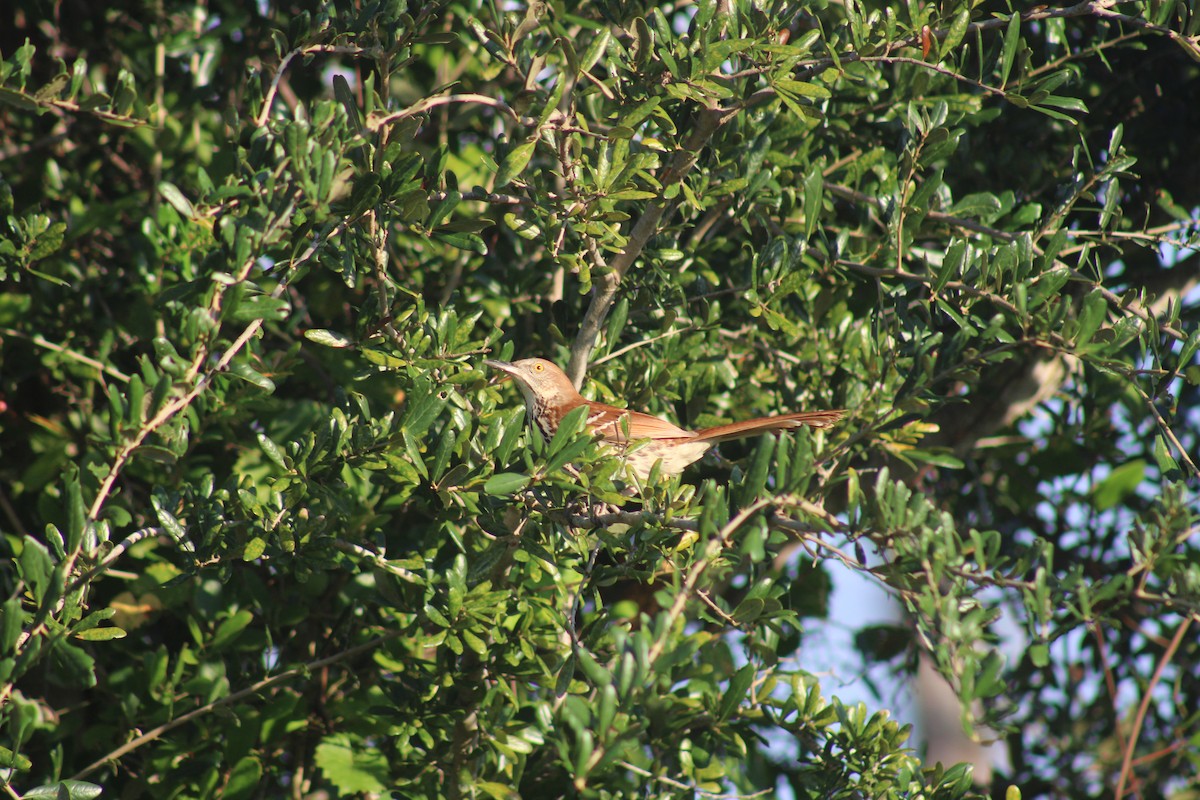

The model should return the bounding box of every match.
[534,363,544,372]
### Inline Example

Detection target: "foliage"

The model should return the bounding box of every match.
[1,1,1198,798]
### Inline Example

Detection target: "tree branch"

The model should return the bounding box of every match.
[0,328,132,383]
[1115,615,1196,800]
[566,105,737,386]
[69,631,402,780]
[368,93,522,131]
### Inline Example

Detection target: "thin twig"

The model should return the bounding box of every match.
[255,45,378,128]
[1092,622,1140,800]
[1114,615,1195,799]
[87,198,306,523]
[787,0,1139,84]
[697,589,743,628]
[69,631,402,780]
[591,327,696,367]
[429,189,532,206]
[1128,382,1200,480]
[368,93,521,130]
[1091,7,1200,58]
[256,49,303,128]
[618,760,772,799]
[46,97,149,126]
[646,498,773,666]
[1,328,132,382]
[859,55,1007,99]
[333,540,421,583]
[0,482,29,538]
[64,527,163,599]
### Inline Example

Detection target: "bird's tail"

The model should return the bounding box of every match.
[695,410,845,442]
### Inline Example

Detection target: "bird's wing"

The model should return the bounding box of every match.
[584,402,696,443]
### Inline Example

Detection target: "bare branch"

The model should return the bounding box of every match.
[368,93,522,131]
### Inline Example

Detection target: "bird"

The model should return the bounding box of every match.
[484,357,844,481]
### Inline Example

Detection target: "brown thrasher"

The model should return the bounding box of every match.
[485,358,844,481]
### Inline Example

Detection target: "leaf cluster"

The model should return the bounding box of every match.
[1,1,1198,798]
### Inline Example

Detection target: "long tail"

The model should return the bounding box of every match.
[695,410,845,443]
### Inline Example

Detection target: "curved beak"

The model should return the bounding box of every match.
[483,359,515,384]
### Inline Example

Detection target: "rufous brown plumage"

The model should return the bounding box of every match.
[485,358,843,481]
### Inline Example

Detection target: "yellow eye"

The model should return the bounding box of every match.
[534,363,544,372]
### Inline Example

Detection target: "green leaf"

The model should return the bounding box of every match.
[739,435,775,503]
[227,360,276,392]
[730,597,764,624]
[20,782,102,800]
[427,189,461,229]
[424,603,451,628]
[1037,95,1088,113]
[152,495,187,545]
[0,745,32,770]
[477,782,521,800]
[430,230,488,253]
[158,181,195,218]
[1153,435,1180,478]
[484,472,530,496]
[976,651,1007,698]
[949,192,1002,219]
[1074,290,1108,348]
[304,328,355,348]
[1176,329,1200,372]
[49,640,97,687]
[934,240,967,292]
[803,166,823,238]
[226,295,290,323]
[999,13,1021,88]
[579,27,612,73]
[942,9,971,53]
[400,380,447,439]
[18,537,54,604]
[547,405,590,453]
[332,73,363,133]
[555,654,576,695]
[905,448,965,469]
[0,86,41,111]
[494,140,536,188]
[315,736,390,794]
[717,663,756,722]
[605,298,628,347]
[243,536,268,561]
[211,609,254,650]
[1091,460,1146,510]
[574,645,612,688]
[759,305,801,338]
[503,212,541,240]
[257,432,289,470]
[0,598,23,655]
[775,78,830,99]
[223,756,264,800]
[65,465,87,552]
[73,626,128,641]
[28,221,67,262]
[1028,266,1071,308]
[618,96,660,130]
[361,346,408,368]
[460,628,488,655]
[1029,643,1049,668]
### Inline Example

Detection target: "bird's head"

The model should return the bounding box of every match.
[484,358,576,405]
